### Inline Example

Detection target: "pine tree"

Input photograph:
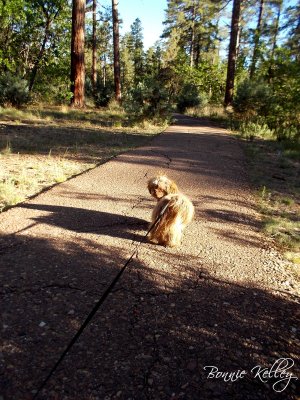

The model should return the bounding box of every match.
[130,18,144,84]
[249,0,265,78]
[162,0,223,68]
[285,0,300,60]
[70,0,86,108]
[267,0,283,81]
[120,33,135,88]
[224,0,241,107]
[112,0,121,102]
[91,0,97,94]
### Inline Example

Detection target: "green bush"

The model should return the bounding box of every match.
[123,83,144,116]
[123,79,170,120]
[233,79,273,116]
[239,120,274,141]
[92,80,114,108]
[0,72,30,107]
[233,78,300,142]
[177,83,208,113]
[54,87,73,104]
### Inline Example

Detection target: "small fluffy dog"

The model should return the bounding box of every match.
[147,175,194,247]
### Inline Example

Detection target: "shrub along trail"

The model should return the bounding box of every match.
[0,114,299,400]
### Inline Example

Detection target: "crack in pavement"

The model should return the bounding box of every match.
[150,150,172,168]
[1,114,299,400]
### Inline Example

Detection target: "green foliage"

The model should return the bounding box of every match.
[130,18,144,84]
[177,83,208,113]
[54,88,73,104]
[162,0,224,67]
[123,78,170,120]
[233,50,300,143]
[0,72,30,107]
[0,0,26,70]
[0,0,298,135]
[0,0,71,98]
[94,81,114,108]
[32,48,72,103]
[239,121,274,141]
[164,60,225,113]
[266,49,300,140]
[233,79,273,116]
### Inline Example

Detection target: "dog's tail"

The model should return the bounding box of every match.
[168,194,194,220]
[149,195,194,246]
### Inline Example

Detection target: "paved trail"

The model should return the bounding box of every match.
[0,115,299,400]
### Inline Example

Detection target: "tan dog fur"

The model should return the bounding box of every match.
[147,175,194,247]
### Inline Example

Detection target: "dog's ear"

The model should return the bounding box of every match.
[169,181,178,193]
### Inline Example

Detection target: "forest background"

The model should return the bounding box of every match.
[0,0,299,131]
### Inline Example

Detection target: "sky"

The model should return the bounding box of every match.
[100,0,167,49]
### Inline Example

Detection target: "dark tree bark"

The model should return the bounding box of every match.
[71,0,86,108]
[189,2,196,68]
[92,0,97,94]
[249,0,264,79]
[112,0,121,102]
[224,0,241,107]
[268,0,282,82]
[270,1,282,60]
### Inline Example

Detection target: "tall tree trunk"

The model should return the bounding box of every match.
[190,2,196,68]
[268,0,282,82]
[102,56,107,87]
[270,1,282,59]
[294,12,300,60]
[112,0,121,102]
[249,0,264,79]
[71,0,86,108]
[224,0,241,107]
[92,0,97,95]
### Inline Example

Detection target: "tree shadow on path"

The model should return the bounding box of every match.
[19,203,148,241]
[0,115,299,400]
[0,231,299,400]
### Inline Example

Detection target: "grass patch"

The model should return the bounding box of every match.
[263,216,300,250]
[241,134,300,267]
[0,105,168,211]
[0,139,12,155]
[0,179,25,209]
[185,105,230,127]
[0,154,89,211]
[280,197,295,206]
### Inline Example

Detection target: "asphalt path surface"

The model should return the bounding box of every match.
[0,114,299,400]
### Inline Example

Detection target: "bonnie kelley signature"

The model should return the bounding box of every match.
[203,358,298,392]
